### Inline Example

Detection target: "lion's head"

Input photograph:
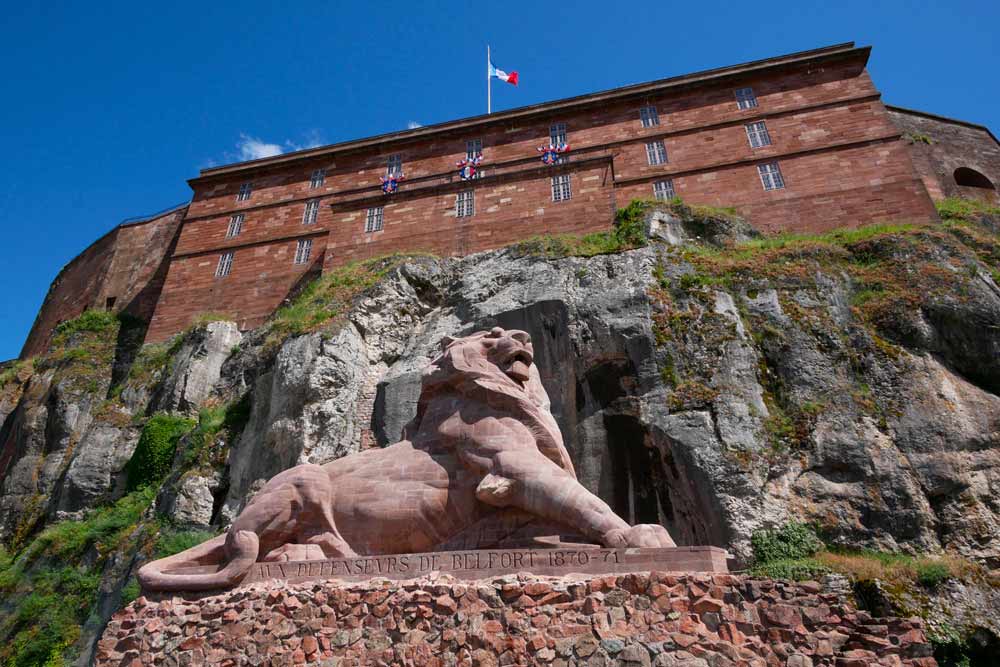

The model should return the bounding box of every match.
[410,327,574,474]
[428,327,547,406]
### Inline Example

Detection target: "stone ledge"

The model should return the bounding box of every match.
[99,571,937,667]
[158,547,728,589]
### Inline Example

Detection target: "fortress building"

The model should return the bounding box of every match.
[19,43,1000,357]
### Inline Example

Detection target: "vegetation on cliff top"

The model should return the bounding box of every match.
[262,253,434,351]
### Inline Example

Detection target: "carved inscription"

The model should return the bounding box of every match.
[238,546,722,586]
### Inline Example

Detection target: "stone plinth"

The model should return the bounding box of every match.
[163,547,728,588]
[99,571,937,667]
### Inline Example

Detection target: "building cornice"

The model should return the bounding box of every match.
[190,42,868,185]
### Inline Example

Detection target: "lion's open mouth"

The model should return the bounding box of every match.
[503,350,533,384]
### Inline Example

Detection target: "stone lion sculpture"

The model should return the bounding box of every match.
[138,327,675,591]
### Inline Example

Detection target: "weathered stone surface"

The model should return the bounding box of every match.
[152,320,242,414]
[98,572,934,667]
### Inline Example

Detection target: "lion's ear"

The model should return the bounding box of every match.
[439,335,457,351]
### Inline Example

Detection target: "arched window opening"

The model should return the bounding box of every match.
[954,167,995,190]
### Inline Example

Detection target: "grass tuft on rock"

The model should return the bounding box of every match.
[264,253,433,349]
[0,488,157,667]
[124,414,196,492]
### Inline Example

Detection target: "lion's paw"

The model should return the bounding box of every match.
[602,524,676,549]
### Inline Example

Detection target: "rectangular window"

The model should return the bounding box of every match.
[745,121,772,148]
[735,87,758,110]
[365,206,384,233]
[653,179,675,201]
[294,238,313,265]
[466,139,482,159]
[302,199,320,225]
[310,168,325,188]
[215,251,234,277]
[758,162,785,191]
[639,105,660,128]
[551,174,572,202]
[236,183,252,201]
[455,190,475,217]
[549,122,567,145]
[646,140,668,166]
[226,213,244,238]
[386,154,403,176]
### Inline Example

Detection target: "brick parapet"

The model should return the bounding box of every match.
[97,571,937,666]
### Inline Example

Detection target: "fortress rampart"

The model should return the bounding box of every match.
[19,43,1000,357]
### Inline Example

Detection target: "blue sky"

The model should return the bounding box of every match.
[1,0,997,360]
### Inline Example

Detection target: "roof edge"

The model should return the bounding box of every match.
[193,42,864,183]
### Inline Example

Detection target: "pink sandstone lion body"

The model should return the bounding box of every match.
[138,328,675,591]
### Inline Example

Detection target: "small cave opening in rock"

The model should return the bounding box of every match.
[603,414,669,527]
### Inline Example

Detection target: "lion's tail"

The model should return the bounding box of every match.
[136,530,259,592]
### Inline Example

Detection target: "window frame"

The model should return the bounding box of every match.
[549,122,567,145]
[309,168,326,189]
[639,105,660,128]
[226,213,244,238]
[294,238,313,265]
[735,87,758,111]
[386,154,403,176]
[302,199,320,225]
[757,162,785,191]
[745,121,772,149]
[652,179,675,201]
[465,139,482,159]
[236,182,253,202]
[455,190,475,218]
[215,251,234,278]
[645,140,668,166]
[551,173,572,202]
[365,206,384,233]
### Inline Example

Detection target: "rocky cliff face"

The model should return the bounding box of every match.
[1,201,999,665]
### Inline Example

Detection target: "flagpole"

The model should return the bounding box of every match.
[487,44,492,114]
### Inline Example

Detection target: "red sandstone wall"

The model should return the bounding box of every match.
[143,48,940,344]
[20,207,185,358]
[146,232,326,341]
[97,572,937,667]
[617,138,937,234]
[888,108,1000,203]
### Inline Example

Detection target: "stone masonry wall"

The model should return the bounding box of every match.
[97,572,936,667]
[20,206,185,358]
[888,106,1000,203]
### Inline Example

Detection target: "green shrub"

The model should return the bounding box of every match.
[154,528,219,560]
[52,310,118,338]
[0,489,156,667]
[750,557,829,580]
[124,414,196,492]
[916,561,951,588]
[752,522,824,564]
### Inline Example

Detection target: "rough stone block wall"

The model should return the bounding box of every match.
[97,572,936,667]
[20,206,185,358]
[888,107,1000,203]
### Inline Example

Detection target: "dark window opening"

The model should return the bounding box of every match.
[105,297,117,310]
[954,167,995,190]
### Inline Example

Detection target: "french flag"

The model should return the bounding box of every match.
[489,58,518,86]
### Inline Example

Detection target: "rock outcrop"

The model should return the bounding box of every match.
[2,206,999,665]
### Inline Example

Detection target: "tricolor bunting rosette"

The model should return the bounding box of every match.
[537,143,570,165]
[456,154,483,181]
[380,174,404,194]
